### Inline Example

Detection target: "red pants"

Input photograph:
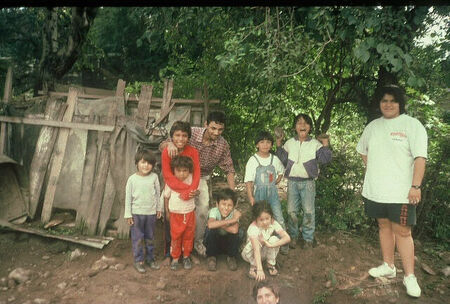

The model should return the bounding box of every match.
[170,211,196,260]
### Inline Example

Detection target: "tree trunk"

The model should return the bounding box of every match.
[34,7,98,94]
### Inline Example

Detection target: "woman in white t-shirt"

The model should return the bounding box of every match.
[242,201,290,281]
[357,85,427,298]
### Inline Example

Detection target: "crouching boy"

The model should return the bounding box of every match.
[204,188,241,271]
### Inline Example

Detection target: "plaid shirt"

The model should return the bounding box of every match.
[189,127,235,177]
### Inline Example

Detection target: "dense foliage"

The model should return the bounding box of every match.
[1,6,448,244]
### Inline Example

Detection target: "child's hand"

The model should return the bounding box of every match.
[189,190,200,198]
[256,268,266,281]
[167,142,179,158]
[156,211,162,219]
[126,217,134,226]
[317,133,330,146]
[249,197,255,206]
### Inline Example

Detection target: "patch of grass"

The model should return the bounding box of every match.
[313,290,330,304]
[350,287,363,297]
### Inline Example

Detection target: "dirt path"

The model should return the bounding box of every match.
[0,224,448,304]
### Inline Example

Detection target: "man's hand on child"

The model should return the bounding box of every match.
[317,133,330,146]
[233,210,242,222]
[167,142,179,158]
[126,217,134,226]
[188,190,200,198]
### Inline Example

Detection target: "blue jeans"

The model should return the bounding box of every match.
[130,214,156,263]
[287,179,315,241]
[255,185,286,230]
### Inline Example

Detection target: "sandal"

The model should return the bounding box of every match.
[247,266,258,280]
[267,264,278,276]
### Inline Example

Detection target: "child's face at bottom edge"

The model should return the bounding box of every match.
[217,199,235,218]
[174,167,190,182]
[255,211,273,229]
[137,159,153,176]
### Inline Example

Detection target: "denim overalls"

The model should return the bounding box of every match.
[253,154,285,229]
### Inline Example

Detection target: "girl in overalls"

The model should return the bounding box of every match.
[245,131,285,231]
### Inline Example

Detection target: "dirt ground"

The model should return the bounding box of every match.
[0,184,448,304]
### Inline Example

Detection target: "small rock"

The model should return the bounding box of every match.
[350,266,356,271]
[438,251,450,264]
[69,249,83,261]
[421,262,436,275]
[40,282,47,288]
[41,255,50,260]
[91,260,108,271]
[33,299,49,304]
[0,278,7,287]
[57,282,67,289]
[87,269,101,277]
[7,279,15,289]
[325,280,332,288]
[22,301,32,304]
[441,266,450,277]
[100,255,117,266]
[42,271,51,279]
[156,279,167,290]
[388,298,397,304]
[329,236,336,242]
[1,287,7,291]
[113,263,125,271]
[7,296,15,302]
[376,277,389,284]
[8,268,31,284]
[294,267,300,272]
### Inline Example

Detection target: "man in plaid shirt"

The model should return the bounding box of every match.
[160,111,235,257]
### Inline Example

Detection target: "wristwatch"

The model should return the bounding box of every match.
[411,185,421,189]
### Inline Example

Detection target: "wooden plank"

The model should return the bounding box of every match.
[203,83,209,124]
[2,65,12,102]
[41,88,79,223]
[153,79,175,126]
[0,115,115,132]
[84,96,119,235]
[75,115,99,226]
[96,169,115,236]
[39,90,220,104]
[115,79,126,97]
[29,99,66,218]
[136,84,153,127]
[0,122,6,155]
[0,220,111,249]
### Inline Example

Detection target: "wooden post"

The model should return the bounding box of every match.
[136,84,153,128]
[0,65,13,155]
[28,98,66,219]
[203,82,209,124]
[41,88,79,223]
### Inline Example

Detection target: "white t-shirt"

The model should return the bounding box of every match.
[163,174,196,214]
[244,154,285,183]
[242,220,283,253]
[357,114,427,204]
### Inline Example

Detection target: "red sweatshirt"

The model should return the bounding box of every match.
[161,145,201,200]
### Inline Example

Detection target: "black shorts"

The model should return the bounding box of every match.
[364,198,416,226]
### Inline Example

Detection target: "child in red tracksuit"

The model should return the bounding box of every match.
[162,121,200,270]
[164,155,199,270]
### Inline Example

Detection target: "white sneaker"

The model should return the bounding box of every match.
[403,274,421,298]
[368,262,396,278]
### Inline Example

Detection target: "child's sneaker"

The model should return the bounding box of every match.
[133,261,146,273]
[146,259,160,270]
[207,256,217,271]
[226,256,237,271]
[183,256,192,270]
[403,274,421,297]
[170,259,178,271]
[368,262,396,278]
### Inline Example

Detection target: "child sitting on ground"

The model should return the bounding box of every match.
[164,155,199,270]
[203,188,241,272]
[245,130,286,254]
[124,149,162,273]
[242,201,291,281]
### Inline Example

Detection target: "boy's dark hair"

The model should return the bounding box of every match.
[252,200,273,221]
[170,121,192,138]
[170,155,194,173]
[134,149,156,166]
[252,281,280,301]
[373,85,406,114]
[215,188,237,206]
[293,113,313,133]
[255,130,274,146]
[206,111,226,125]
